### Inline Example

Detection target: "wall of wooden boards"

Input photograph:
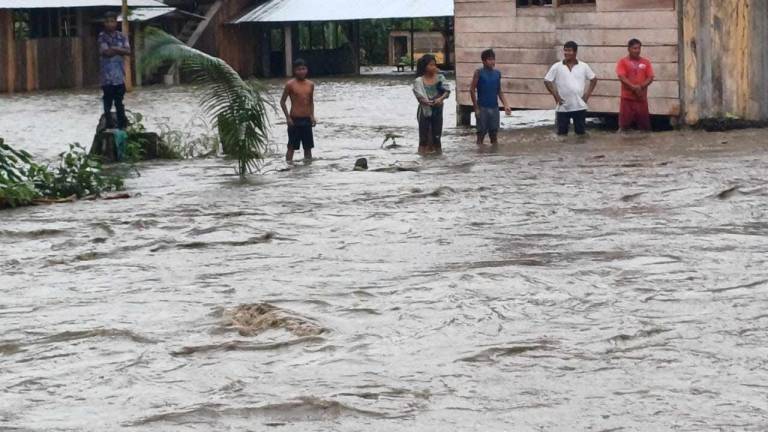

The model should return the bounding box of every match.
[454,0,680,116]
[681,0,768,122]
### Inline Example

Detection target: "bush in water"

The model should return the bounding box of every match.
[0,138,124,209]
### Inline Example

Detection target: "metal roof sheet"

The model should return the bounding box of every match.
[118,6,175,21]
[234,0,453,23]
[0,0,167,9]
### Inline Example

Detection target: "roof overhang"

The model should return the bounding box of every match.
[118,6,175,21]
[0,0,168,9]
[233,0,453,24]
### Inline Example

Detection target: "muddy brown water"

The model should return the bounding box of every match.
[1,77,768,431]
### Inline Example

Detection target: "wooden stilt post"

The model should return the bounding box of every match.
[352,20,360,75]
[283,23,292,77]
[2,10,16,93]
[135,22,142,87]
[121,0,133,91]
[410,18,415,72]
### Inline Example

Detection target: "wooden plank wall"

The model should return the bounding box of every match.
[682,0,768,123]
[0,8,105,94]
[454,0,680,116]
[0,37,96,93]
[196,0,260,78]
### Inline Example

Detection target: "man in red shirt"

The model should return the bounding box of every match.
[616,38,654,131]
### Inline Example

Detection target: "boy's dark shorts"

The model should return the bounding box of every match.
[476,106,500,136]
[288,117,314,150]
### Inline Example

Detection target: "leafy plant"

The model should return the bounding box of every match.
[0,138,124,209]
[125,111,148,163]
[157,123,220,159]
[140,27,271,177]
[1,138,41,207]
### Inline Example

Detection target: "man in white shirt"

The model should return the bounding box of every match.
[544,41,598,136]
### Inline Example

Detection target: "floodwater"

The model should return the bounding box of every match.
[1,76,768,431]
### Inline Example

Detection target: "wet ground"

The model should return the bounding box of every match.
[1,77,768,431]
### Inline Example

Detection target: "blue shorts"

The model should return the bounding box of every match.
[477,106,500,136]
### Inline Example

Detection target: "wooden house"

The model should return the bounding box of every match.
[454,0,768,125]
[0,0,178,94]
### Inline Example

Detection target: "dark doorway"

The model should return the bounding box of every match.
[393,36,408,62]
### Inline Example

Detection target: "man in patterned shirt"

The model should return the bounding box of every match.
[98,11,131,130]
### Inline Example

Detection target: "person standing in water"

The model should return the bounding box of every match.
[470,49,511,147]
[280,59,316,162]
[98,11,131,130]
[544,41,598,136]
[616,38,655,131]
[412,54,451,155]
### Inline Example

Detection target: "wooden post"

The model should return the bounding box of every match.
[2,10,16,93]
[351,20,360,75]
[26,40,38,91]
[74,9,84,89]
[443,16,451,68]
[134,22,142,87]
[121,0,133,91]
[283,23,292,77]
[260,26,271,78]
[410,19,415,71]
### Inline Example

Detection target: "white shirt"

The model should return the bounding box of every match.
[544,60,597,112]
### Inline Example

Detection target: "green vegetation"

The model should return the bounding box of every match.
[125,111,149,163]
[140,27,271,177]
[0,138,123,209]
[158,124,220,160]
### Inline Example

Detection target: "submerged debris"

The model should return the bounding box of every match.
[224,303,326,337]
[354,158,368,171]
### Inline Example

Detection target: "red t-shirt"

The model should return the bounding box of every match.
[616,56,654,101]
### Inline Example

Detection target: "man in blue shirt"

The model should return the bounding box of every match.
[98,12,131,130]
[470,49,511,147]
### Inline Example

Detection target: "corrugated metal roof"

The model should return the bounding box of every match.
[118,6,175,21]
[0,0,167,9]
[234,0,453,23]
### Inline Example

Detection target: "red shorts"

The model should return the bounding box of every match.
[619,98,651,131]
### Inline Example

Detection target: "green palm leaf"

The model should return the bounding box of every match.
[139,27,271,177]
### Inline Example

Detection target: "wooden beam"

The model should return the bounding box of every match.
[134,22,142,87]
[26,39,38,91]
[410,19,414,71]
[121,0,133,91]
[260,26,271,78]
[283,23,292,77]
[1,11,16,94]
[74,9,84,89]
[351,20,360,74]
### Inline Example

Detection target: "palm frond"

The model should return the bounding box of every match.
[140,27,271,177]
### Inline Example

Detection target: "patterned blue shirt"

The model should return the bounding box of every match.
[98,31,130,86]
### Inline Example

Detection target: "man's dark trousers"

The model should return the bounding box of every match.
[102,84,127,129]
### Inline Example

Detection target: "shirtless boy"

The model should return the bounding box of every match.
[280,59,316,162]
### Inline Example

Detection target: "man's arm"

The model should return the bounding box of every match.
[498,82,511,115]
[583,78,598,103]
[280,84,293,126]
[470,70,480,114]
[544,80,564,105]
[309,82,316,126]
[618,75,641,94]
[99,37,130,57]
[642,62,655,89]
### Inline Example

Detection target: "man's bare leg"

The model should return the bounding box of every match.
[489,131,498,146]
[286,147,295,162]
[303,148,312,162]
